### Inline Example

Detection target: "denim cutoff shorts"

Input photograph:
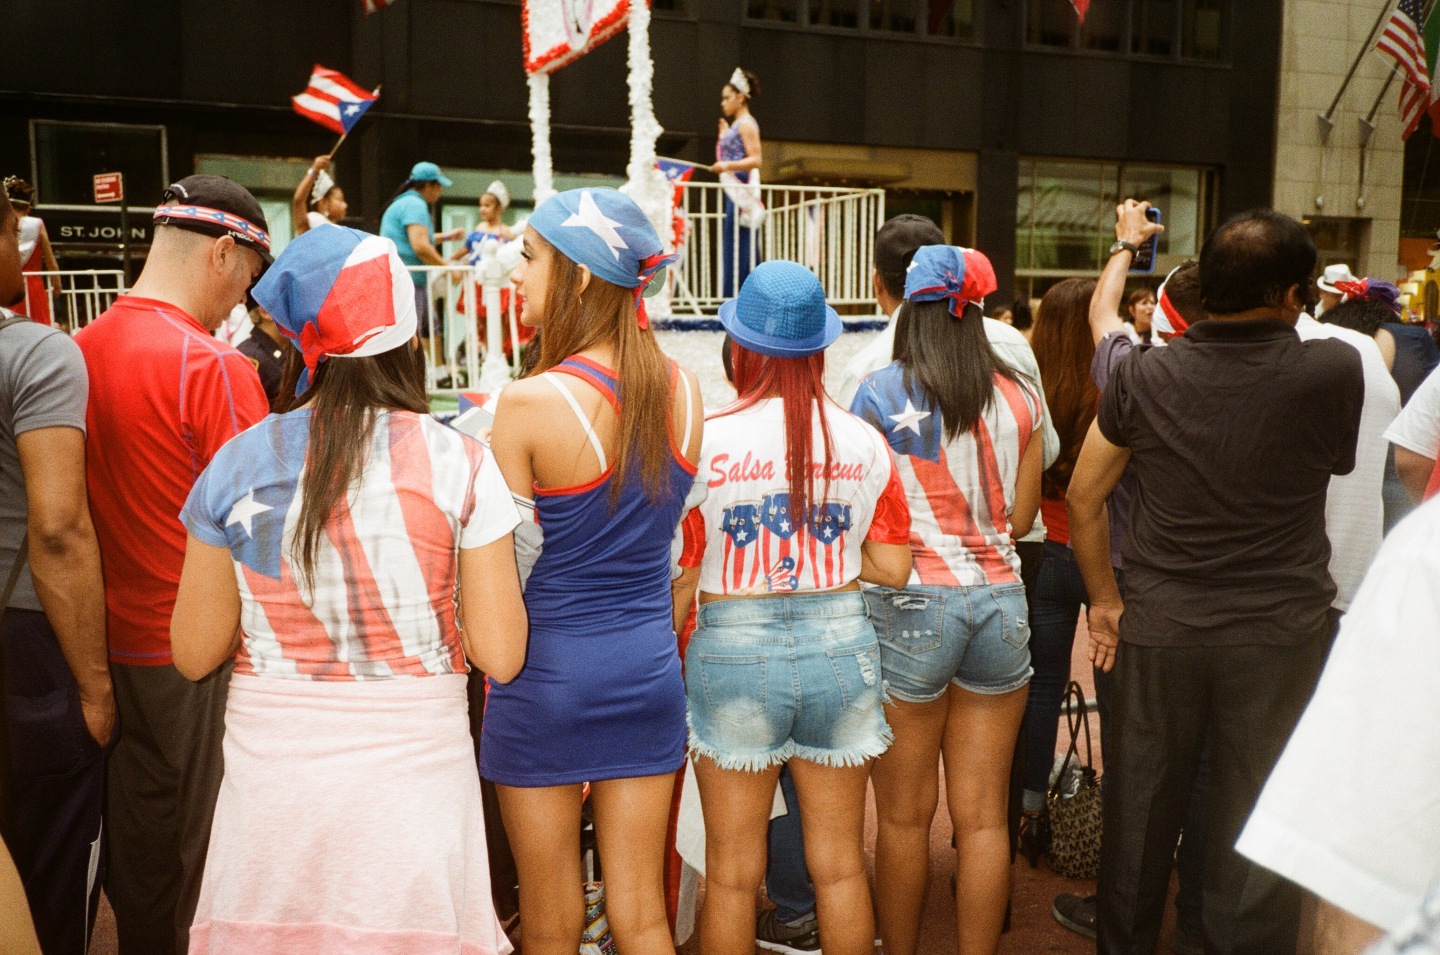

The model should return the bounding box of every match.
[685,591,893,772]
[864,582,1032,703]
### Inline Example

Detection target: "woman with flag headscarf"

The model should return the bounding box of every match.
[712,67,764,298]
[289,155,348,237]
[849,246,1043,955]
[480,187,703,955]
[673,260,913,955]
[170,225,526,954]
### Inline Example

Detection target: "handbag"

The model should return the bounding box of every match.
[1045,680,1103,879]
[578,881,617,955]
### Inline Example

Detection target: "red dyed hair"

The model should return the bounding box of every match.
[724,342,835,527]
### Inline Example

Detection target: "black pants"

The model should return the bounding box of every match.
[0,609,106,955]
[105,660,229,955]
[1096,626,1333,955]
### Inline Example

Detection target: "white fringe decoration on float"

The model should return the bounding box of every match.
[528,72,555,204]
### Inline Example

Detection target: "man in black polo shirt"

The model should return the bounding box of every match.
[1068,209,1364,955]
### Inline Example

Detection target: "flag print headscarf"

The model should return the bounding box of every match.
[903,245,998,318]
[251,226,417,393]
[1152,263,1190,337]
[527,188,677,329]
[1334,278,1403,316]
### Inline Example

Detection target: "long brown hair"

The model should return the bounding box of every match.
[1030,278,1098,498]
[893,299,1022,442]
[528,233,675,502]
[279,344,429,593]
[724,345,834,529]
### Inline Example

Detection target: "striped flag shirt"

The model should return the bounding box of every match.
[1378,0,1431,138]
[291,65,378,136]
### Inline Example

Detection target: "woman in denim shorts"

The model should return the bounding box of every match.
[675,261,913,955]
[849,246,1042,955]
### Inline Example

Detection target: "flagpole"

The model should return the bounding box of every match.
[1320,0,1404,141]
[326,84,381,160]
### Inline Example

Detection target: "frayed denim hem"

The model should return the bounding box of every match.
[687,732,791,773]
[788,723,894,768]
[953,665,1034,697]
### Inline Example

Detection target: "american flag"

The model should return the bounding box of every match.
[362,0,396,14]
[291,66,379,136]
[1071,0,1090,24]
[1378,0,1431,138]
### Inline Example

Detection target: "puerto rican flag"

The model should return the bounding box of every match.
[1071,0,1089,23]
[292,66,379,136]
[656,158,695,248]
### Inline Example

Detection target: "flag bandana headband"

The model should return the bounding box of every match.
[1334,278,1403,315]
[152,205,272,253]
[903,245,998,319]
[528,188,677,330]
[251,226,418,394]
[1152,264,1189,337]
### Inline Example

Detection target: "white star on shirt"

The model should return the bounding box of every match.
[561,190,626,260]
[889,399,931,435]
[226,489,272,537]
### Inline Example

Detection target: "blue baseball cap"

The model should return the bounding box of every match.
[409,162,453,187]
[718,261,841,358]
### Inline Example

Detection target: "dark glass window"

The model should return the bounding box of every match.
[1081,0,1126,51]
[747,0,803,22]
[31,122,168,208]
[810,0,860,27]
[1131,0,1178,57]
[1027,0,1076,47]
[1182,0,1226,60]
[870,0,974,38]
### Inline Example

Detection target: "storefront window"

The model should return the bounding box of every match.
[1016,158,1214,296]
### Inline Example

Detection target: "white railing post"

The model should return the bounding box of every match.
[475,239,511,393]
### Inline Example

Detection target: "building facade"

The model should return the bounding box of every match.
[1,0,1277,304]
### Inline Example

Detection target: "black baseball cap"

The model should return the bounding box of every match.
[875,214,945,273]
[153,175,273,265]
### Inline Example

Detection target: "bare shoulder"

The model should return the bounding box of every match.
[495,374,558,413]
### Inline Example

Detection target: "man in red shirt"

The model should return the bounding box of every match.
[74,175,270,955]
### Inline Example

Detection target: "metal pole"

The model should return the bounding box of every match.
[1320,0,1402,139]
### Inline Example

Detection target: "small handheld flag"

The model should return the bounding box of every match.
[1071,0,1090,24]
[292,66,379,136]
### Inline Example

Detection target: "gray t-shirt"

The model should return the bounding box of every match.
[1,310,89,611]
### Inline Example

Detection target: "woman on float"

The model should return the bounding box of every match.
[480,188,703,955]
[849,246,1043,955]
[676,260,913,955]
[4,177,61,325]
[713,67,763,298]
[171,225,526,953]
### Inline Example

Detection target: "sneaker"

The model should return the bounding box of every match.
[756,908,822,955]
[1052,893,1097,940]
[1171,922,1203,955]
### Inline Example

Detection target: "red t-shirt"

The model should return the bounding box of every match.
[1041,493,1070,546]
[75,296,269,665]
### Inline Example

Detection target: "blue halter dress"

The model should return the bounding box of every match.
[480,356,693,786]
[719,121,758,297]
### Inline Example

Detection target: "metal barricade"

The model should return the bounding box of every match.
[407,262,523,396]
[18,270,127,330]
[670,181,886,316]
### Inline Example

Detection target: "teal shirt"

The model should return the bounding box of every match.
[381,190,432,287]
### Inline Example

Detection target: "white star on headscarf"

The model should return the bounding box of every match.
[561,190,626,260]
[226,489,272,537]
[889,400,931,435]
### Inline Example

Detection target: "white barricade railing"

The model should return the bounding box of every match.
[19,270,128,330]
[670,181,886,316]
[407,262,524,396]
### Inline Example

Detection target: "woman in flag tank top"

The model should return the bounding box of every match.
[480,188,703,955]
[849,246,1043,955]
[170,226,527,954]
[674,260,913,955]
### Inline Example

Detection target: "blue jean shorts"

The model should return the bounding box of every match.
[864,582,1032,702]
[685,591,893,772]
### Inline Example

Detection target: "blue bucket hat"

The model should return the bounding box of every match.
[718,260,842,358]
[409,161,453,187]
[528,188,677,328]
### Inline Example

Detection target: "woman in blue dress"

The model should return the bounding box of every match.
[482,188,703,955]
[713,67,763,298]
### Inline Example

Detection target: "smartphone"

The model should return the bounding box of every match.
[1130,207,1162,275]
[451,406,495,440]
